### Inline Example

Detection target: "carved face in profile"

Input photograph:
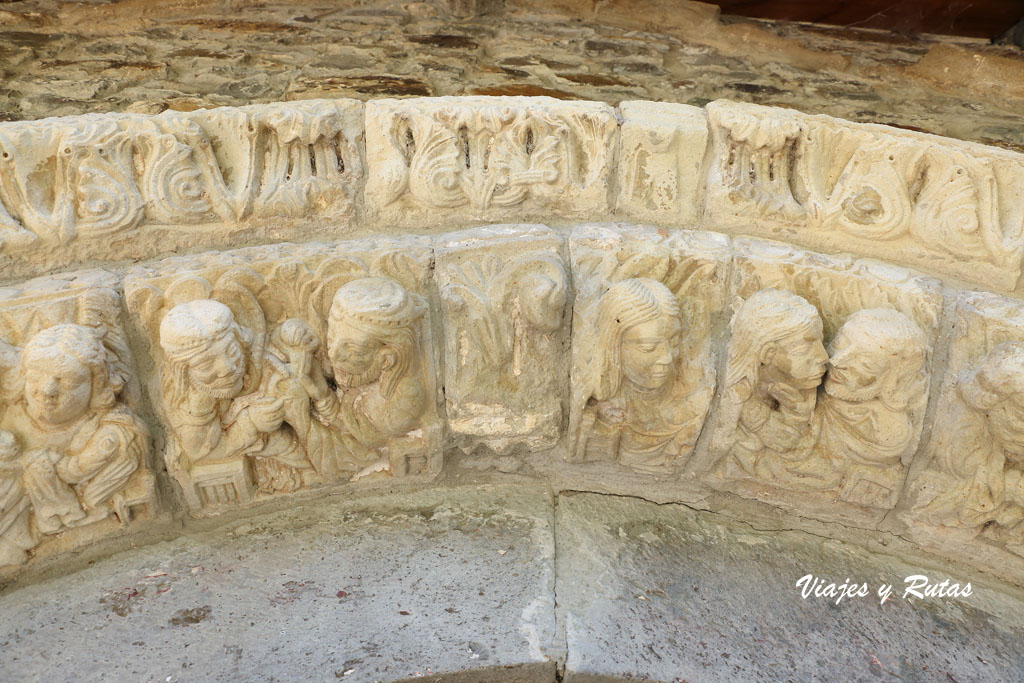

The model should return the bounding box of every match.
[824,308,928,406]
[961,342,1024,461]
[596,278,684,399]
[519,272,567,334]
[764,327,829,391]
[327,277,425,396]
[21,324,111,428]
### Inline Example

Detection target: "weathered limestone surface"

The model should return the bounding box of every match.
[700,238,944,529]
[0,272,158,570]
[436,224,570,452]
[0,100,363,280]
[0,484,561,682]
[364,96,618,226]
[557,492,1024,682]
[125,238,442,515]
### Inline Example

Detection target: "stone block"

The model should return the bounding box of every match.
[893,291,1024,582]
[557,491,1024,682]
[0,484,560,682]
[615,100,708,225]
[567,223,730,478]
[701,237,944,528]
[124,238,441,515]
[435,225,571,453]
[0,270,157,574]
[364,96,618,226]
[0,99,364,280]
[704,99,1024,290]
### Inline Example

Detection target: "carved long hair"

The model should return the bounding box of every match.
[724,288,821,402]
[22,324,118,412]
[959,342,1024,412]
[159,299,254,409]
[594,278,682,401]
[328,277,426,401]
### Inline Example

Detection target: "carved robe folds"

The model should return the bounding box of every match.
[0,274,155,570]
[126,239,441,514]
[702,238,942,527]
[569,224,729,475]
[436,225,571,452]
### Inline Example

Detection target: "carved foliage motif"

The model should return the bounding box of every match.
[706,238,943,524]
[0,100,362,251]
[569,224,729,474]
[706,100,1024,290]
[897,293,1024,560]
[436,226,570,451]
[0,276,154,569]
[366,97,617,218]
[125,239,439,513]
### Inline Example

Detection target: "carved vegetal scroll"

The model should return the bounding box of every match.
[702,238,943,527]
[365,97,617,224]
[0,100,363,280]
[894,293,1024,574]
[705,100,1024,290]
[0,273,154,571]
[436,225,570,452]
[569,224,729,475]
[125,238,440,514]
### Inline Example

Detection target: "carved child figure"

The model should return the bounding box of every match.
[910,342,1024,554]
[714,288,829,483]
[5,325,149,536]
[817,309,930,508]
[579,278,701,472]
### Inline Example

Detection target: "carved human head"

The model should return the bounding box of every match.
[21,324,116,427]
[327,277,425,399]
[959,342,1024,458]
[159,299,250,404]
[595,278,683,399]
[825,308,929,409]
[726,289,827,397]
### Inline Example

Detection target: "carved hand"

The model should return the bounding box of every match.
[247,396,286,433]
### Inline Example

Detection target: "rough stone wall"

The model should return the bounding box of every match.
[1,0,1022,148]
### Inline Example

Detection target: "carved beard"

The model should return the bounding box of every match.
[823,375,879,404]
[190,376,243,399]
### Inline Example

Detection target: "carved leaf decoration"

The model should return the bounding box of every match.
[163,274,214,310]
[407,119,464,209]
[373,250,423,291]
[138,126,213,224]
[69,128,145,237]
[443,257,506,370]
[126,283,166,344]
[615,251,670,283]
[0,124,75,244]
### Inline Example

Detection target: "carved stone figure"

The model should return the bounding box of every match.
[907,343,1024,555]
[569,224,730,477]
[0,324,151,567]
[577,278,704,472]
[816,309,930,508]
[158,299,316,505]
[713,288,828,482]
[320,277,428,460]
[436,226,570,451]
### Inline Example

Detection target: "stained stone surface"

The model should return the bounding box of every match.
[557,492,1024,682]
[0,484,560,683]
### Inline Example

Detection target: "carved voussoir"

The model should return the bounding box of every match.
[616,101,708,225]
[364,96,618,225]
[703,237,943,527]
[124,238,440,515]
[0,271,156,572]
[705,99,1024,290]
[568,223,730,477]
[0,99,364,280]
[435,225,571,452]
[894,292,1024,577]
